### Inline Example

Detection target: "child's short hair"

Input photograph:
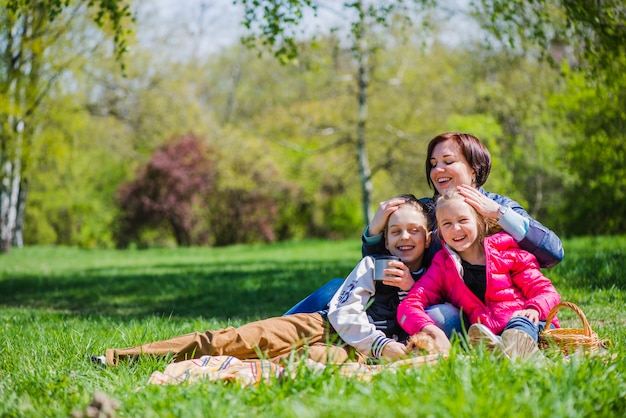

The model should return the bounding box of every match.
[434,190,501,242]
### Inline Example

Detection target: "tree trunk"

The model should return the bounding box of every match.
[356,48,373,226]
[0,160,21,253]
[12,178,28,248]
[354,0,373,226]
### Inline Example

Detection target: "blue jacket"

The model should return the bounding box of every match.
[362,188,564,269]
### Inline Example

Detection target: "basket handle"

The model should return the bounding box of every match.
[544,301,593,337]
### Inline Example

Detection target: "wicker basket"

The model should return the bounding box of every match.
[538,302,599,355]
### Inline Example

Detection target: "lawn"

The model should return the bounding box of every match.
[0,237,624,417]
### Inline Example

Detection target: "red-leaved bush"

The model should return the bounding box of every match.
[116,133,216,247]
[115,133,287,248]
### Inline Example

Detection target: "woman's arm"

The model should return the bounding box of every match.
[459,185,564,268]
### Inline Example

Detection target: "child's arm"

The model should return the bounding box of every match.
[327,257,399,359]
[397,259,447,335]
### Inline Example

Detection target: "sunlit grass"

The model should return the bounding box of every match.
[0,237,624,417]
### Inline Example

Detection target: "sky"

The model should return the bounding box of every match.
[134,0,481,61]
[134,0,245,59]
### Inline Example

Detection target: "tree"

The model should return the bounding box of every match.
[0,0,132,253]
[552,64,626,235]
[235,0,436,225]
[234,0,626,237]
[473,0,626,235]
[472,0,626,81]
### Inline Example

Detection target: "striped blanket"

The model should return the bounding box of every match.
[147,354,441,387]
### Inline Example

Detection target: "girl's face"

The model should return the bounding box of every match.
[429,139,475,194]
[384,205,431,271]
[436,198,481,255]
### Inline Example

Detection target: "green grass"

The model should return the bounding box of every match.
[0,237,624,417]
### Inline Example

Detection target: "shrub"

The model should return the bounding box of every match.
[115,133,217,247]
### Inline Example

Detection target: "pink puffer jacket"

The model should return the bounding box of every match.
[398,232,560,335]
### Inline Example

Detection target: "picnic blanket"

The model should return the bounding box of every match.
[147,354,441,387]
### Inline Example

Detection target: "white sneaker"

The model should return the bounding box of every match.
[90,355,107,367]
[501,329,542,362]
[468,323,508,358]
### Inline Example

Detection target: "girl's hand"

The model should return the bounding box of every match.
[368,197,407,236]
[421,324,451,356]
[457,184,500,220]
[511,308,540,325]
[381,261,415,291]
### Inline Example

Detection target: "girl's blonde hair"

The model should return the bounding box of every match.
[434,190,501,243]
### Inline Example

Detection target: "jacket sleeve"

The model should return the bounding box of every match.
[361,226,388,257]
[397,255,447,335]
[486,190,564,268]
[326,256,394,359]
[509,249,561,319]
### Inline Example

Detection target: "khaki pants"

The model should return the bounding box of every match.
[106,313,363,366]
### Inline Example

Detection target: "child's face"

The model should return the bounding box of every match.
[384,205,431,271]
[436,198,480,254]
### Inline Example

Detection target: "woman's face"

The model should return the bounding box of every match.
[429,139,476,194]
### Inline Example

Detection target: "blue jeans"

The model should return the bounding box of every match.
[284,279,462,339]
[424,303,462,338]
[283,278,345,315]
[503,315,548,341]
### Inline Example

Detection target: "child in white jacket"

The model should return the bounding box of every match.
[99,195,431,367]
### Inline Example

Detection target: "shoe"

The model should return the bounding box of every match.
[501,329,541,361]
[90,355,107,367]
[468,323,508,358]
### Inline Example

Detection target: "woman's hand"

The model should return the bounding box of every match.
[380,341,408,361]
[457,184,501,220]
[381,261,415,291]
[511,308,540,325]
[368,197,407,236]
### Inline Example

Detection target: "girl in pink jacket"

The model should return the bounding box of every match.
[397,190,560,360]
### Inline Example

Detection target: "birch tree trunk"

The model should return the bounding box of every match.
[0,160,21,253]
[1,5,48,252]
[354,0,373,227]
[356,42,373,226]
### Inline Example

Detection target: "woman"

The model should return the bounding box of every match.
[286,132,564,334]
[362,132,563,267]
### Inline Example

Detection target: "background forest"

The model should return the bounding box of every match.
[2,0,625,251]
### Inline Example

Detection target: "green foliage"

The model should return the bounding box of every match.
[14,1,626,248]
[5,0,134,64]
[474,0,626,82]
[0,0,135,252]
[0,237,625,417]
[549,63,626,235]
